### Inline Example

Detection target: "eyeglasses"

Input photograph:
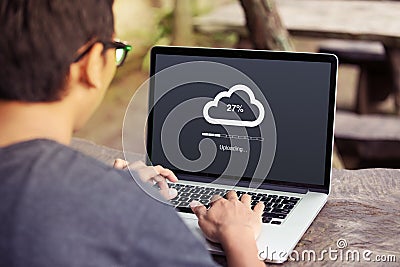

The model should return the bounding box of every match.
[104,40,132,67]
[73,40,132,67]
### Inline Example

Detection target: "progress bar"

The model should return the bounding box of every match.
[202,132,264,141]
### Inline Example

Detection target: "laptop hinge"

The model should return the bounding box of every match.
[214,177,309,194]
[253,182,308,194]
[308,187,329,194]
[177,174,309,194]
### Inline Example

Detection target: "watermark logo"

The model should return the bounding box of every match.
[258,238,397,263]
[122,61,277,204]
[336,238,348,249]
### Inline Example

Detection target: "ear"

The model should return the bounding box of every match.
[82,43,105,90]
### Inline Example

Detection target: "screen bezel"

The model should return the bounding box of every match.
[147,46,337,193]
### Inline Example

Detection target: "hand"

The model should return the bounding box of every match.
[190,191,264,244]
[113,159,178,200]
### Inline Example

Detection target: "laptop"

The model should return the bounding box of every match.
[146,46,338,263]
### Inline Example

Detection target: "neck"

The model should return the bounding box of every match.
[0,101,75,147]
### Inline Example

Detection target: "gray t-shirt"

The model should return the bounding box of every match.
[0,139,217,267]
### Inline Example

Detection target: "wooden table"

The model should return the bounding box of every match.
[72,138,400,266]
[193,0,400,113]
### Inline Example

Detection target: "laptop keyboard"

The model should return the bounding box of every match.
[168,183,301,225]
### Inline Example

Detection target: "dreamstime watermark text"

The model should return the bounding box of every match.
[258,238,397,263]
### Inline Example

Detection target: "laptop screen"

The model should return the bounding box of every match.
[148,47,337,191]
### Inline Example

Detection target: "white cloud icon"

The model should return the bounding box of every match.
[203,84,265,127]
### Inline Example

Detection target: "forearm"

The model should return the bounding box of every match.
[220,227,265,267]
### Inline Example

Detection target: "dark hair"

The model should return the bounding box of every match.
[0,0,115,102]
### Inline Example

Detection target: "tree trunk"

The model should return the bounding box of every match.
[239,0,345,168]
[172,0,193,46]
[239,0,294,51]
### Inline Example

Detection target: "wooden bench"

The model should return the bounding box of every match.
[335,110,400,168]
[319,40,393,114]
[194,0,400,114]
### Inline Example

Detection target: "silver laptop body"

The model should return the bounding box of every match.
[147,46,338,263]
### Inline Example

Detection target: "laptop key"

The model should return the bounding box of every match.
[200,199,209,205]
[200,194,210,199]
[272,208,290,214]
[190,189,200,194]
[263,212,286,219]
[262,217,272,223]
[263,207,272,212]
[179,197,189,202]
[180,192,190,197]
[274,213,286,219]
[290,197,300,201]
[179,202,190,207]
[285,204,295,210]
[170,200,179,206]
[278,196,289,200]
[191,193,200,198]
[271,221,282,225]
[281,200,297,205]
[266,202,274,207]
[180,187,190,192]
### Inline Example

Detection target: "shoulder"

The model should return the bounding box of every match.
[2,139,217,266]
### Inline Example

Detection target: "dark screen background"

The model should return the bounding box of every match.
[150,54,332,186]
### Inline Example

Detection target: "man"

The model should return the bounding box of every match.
[0,1,265,266]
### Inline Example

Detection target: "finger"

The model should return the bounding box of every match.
[113,159,123,169]
[225,190,238,201]
[151,175,177,200]
[209,194,223,206]
[127,161,146,169]
[113,159,129,169]
[159,187,178,200]
[241,194,251,207]
[154,165,178,182]
[253,202,265,216]
[197,220,219,243]
[190,201,207,218]
[153,175,169,190]
[134,166,159,182]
